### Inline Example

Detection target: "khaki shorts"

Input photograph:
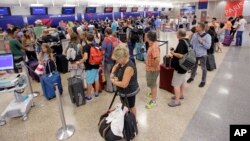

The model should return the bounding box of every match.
[146,71,159,88]
[171,71,186,87]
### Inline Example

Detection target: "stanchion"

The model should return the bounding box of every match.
[21,61,40,97]
[54,84,75,140]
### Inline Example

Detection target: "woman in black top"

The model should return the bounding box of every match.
[111,44,140,117]
[168,29,189,107]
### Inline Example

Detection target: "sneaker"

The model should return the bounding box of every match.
[187,78,194,83]
[199,82,206,88]
[168,100,181,107]
[171,96,184,100]
[95,93,100,97]
[85,96,93,102]
[145,92,152,98]
[145,100,157,109]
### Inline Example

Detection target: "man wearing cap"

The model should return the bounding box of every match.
[34,20,46,39]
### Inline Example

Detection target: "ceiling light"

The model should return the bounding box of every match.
[63,4,76,7]
[30,4,44,7]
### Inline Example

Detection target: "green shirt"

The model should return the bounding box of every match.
[34,26,46,38]
[9,39,23,57]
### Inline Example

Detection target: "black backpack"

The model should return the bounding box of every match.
[123,111,138,141]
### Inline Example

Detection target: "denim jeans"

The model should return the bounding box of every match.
[236,31,243,46]
[225,29,231,36]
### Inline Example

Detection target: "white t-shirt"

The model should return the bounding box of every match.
[238,19,247,31]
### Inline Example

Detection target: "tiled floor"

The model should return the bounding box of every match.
[0,31,249,141]
[181,33,250,141]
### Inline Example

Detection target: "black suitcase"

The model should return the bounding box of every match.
[207,54,216,71]
[56,54,68,73]
[68,76,86,106]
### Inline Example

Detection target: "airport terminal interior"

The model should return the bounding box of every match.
[0,0,250,141]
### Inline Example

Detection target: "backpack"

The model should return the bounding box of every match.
[179,39,196,71]
[66,43,82,63]
[89,46,103,65]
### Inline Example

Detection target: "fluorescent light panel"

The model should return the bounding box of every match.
[30,3,44,7]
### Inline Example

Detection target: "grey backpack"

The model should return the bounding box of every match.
[179,39,196,71]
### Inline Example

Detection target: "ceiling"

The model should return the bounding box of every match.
[0,0,220,7]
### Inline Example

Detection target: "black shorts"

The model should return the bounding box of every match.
[120,95,136,108]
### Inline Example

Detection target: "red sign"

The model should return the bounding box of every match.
[225,0,244,17]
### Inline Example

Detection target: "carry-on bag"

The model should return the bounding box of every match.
[56,54,68,73]
[98,92,138,141]
[67,76,86,106]
[223,35,233,46]
[27,59,40,82]
[40,60,63,100]
[159,41,174,94]
[206,54,216,71]
[98,92,123,141]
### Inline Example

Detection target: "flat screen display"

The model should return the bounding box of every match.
[62,7,75,15]
[0,7,11,16]
[86,7,96,13]
[104,7,113,13]
[30,7,48,15]
[144,7,149,11]
[181,6,196,15]
[131,7,138,12]
[154,7,158,11]
[119,7,127,12]
[162,8,165,11]
[0,53,14,70]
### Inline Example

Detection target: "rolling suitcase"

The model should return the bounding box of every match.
[159,41,174,94]
[223,35,233,46]
[206,54,216,71]
[27,59,40,82]
[40,61,63,100]
[159,64,174,94]
[135,42,146,61]
[56,54,68,73]
[68,76,86,106]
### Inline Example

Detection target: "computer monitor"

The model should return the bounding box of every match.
[0,53,14,71]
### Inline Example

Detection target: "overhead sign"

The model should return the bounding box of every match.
[225,0,244,17]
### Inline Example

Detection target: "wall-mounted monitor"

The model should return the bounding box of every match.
[154,7,158,11]
[86,7,96,13]
[104,7,113,13]
[62,7,75,15]
[0,7,11,16]
[119,7,127,12]
[131,7,138,12]
[30,7,48,15]
[144,7,149,11]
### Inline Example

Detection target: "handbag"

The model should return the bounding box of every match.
[179,39,196,71]
[35,64,45,76]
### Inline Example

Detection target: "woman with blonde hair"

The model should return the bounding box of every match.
[110,44,140,118]
[38,43,54,65]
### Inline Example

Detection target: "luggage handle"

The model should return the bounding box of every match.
[108,91,118,110]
